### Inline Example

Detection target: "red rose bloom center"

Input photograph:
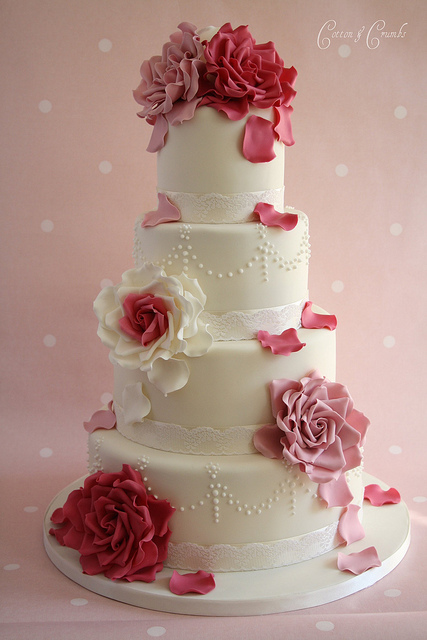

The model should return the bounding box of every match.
[119,293,169,346]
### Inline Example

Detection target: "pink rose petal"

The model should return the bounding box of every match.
[257,328,306,356]
[318,474,354,507]
[338,504,365,545]
[273,104,295,146]
[141,192,181,227]
[146,114,169,153]
[337,546,382,575]
[253,423,285,460]
[253,202,298,231]
[169,570,216,595]
[364,484,401,506]
[301,301,337,331]
[83,402,116,433]
[243,115,276,163]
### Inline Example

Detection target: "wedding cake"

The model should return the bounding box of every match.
[45,23,409,613]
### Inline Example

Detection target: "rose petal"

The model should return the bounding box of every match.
[273,104,295,146]
[301,301,337,331]
[169,570,216,595]
[318,474,354,507]
[253,202,298,231]
[337,546,382,575]
[122,382,151,425]
[243,115,276,163]
[148,356,190,395]
[146,114,169,153]
[364,484,401,506]
[141,193,181,227]
[338,504,365,545]
[83,406,116,433]
[253,423,286,459]
[257,328,305,356]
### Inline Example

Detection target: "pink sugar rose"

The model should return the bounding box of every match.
[49,465,175,582]
[133,22,206,152]
[119,293,169,346]
[254,370,369,484]
[199,23,297,120]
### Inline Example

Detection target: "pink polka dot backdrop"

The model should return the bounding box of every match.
[1,1,426,638]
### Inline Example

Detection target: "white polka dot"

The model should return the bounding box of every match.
[332,280,344,293]
[99,160,112,174]
[38,100,52,113]
[338,44,351,58]
[413,496,427,503]
[24,506,39,513]
[147,628,167,638]
[316,621,335,631]
[390,223,403,236]
[101,391,113,405]
[71,598,88,606]
[394,106,407,119]
[383,335,396,348]
[384,589,401,598]
[40,447,53,458]
[43,334,56,347]
[335,163,348,177]
[389,445,402,455]
[100,278,113,288]
[98,38,112,52]
[41,219,54,232]
[4,564,20,571]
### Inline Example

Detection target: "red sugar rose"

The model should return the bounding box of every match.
[49,465,175,582]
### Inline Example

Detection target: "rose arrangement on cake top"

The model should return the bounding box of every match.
[133,22,297,158]
[49,465,174,582]
[94,264,212,394]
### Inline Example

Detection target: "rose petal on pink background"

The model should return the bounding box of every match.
[337,547,382,575]
[301,301,337,330]
[364,484,401,506]
[243,115,276,163]
[169,570,216,595]
[257,328,305,356]
[338,504,365,545]
[141,192,181,227]
[253,202,298,230]
[318,474,354,507]
[83,407,116,433]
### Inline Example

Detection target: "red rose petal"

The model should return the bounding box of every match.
[253,202,298,231]
[364,484,401,506]
[243,115,277,163]
[273,104,295,146]
[301,301,337,331]
[337,546,382,575]
[257,328,305,356]
[141,192,181,227]
[169,570,216,595]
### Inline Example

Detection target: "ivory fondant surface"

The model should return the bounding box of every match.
[134,214,310,312]
[157,107,285,195]
[113,326,336,431]
[88,427,364,571]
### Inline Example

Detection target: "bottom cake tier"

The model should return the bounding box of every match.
[88,427,364,572]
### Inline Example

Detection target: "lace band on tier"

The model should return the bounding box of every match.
[115,404,259,455]
[166,522,341,572]
[158,187,285,223]
[201,298,307,341]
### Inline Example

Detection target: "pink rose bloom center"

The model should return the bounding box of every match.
[119,293,169,346]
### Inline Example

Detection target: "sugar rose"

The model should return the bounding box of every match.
[49,465,175,582]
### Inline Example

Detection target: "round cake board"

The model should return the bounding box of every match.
[43,472,410,616]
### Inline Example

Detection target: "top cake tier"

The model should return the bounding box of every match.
[134,23,297,223]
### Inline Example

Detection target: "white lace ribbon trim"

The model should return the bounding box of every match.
[201,299,306,341]
[159,187,285,223]
[166,522,341,572]
[115,404,258,455]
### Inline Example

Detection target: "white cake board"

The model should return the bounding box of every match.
[43,472,410,616]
